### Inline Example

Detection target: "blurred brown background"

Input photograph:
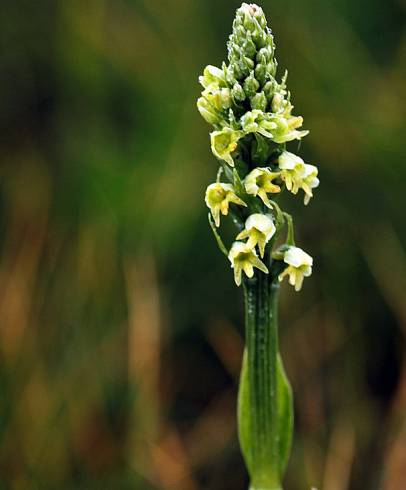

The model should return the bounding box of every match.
[1,0,405,489]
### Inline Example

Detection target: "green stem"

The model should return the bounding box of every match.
[243,271,281,490]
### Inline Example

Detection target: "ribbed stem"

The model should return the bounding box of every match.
[244,272,281,490]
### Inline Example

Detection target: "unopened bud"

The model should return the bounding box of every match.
[243,71,260,97]
[251,91,267,111]
[197,97,220,125]
[255,63,267,85]
[232,82,246,102]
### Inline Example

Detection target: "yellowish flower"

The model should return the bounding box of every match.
[270,114,309,144]
[205,183,247,227]
[301,164,320,205]
[278,246,313,291]
[210,128,244,167]
[278,151,319,204]
[236,213,276,257]
[229,241,269,286]
[241,110,277,139]
[199,65,227,91]
[278,151,306,194]
[244,167,281,208]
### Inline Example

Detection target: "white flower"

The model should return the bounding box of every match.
[244,168,281,208]
[229,241,269,286]
[236,214,276,258]
[278,246,313,291]
[205,183,247,227]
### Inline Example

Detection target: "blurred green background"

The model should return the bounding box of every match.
[1,0,405,489]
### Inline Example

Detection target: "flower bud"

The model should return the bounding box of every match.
[254,63,267,85]
[272,92,284,113]
[243,71,260,98]
[225,65,237,86]
[197,97,221,125]
[232,82,246,102]
[263,80,276,100]
[199,65,226,90]
[250,91,267,111]
[256,47,269,64]
[242,34,257,59]
[266,62,277,78]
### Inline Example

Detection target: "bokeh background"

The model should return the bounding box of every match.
[1,0,405,489]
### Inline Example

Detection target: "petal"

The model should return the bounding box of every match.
[258,190,272,208]
[243,262,254,278]
[288,269,296,286]
[212,207,221,227]
[294,272,304,291]
[220,200,229,215]
[245,234,259,250]
[251,256,269,274]
[229,194,247,207]
[257,236,266,258]
[236,229,250,241]
[233,263,243,286]
[278,268,288,283]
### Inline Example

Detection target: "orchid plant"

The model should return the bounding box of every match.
[197,3,319,489]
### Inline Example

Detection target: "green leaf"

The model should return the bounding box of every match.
[237,350,294,481]
[276,353,294,476]
[237,349,253,476]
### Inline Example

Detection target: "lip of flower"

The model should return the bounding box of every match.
[244,167,281,208]
[205,182,247,227]
[236,213,276,257]
[228,241,269,286]
[278,246,313,291]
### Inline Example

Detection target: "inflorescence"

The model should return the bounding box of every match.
[198,3,319,289]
